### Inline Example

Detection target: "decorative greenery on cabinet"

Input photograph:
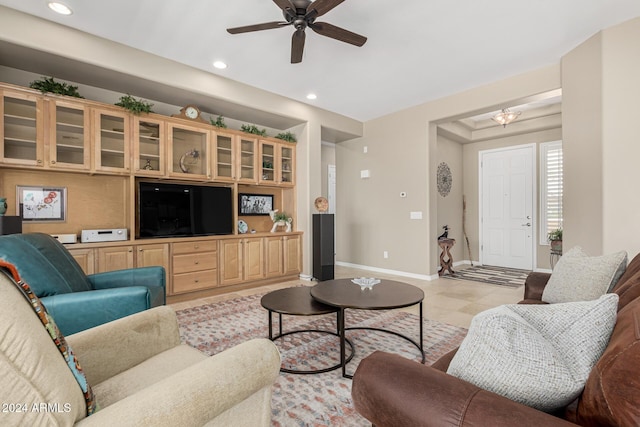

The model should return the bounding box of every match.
[210,115,227,128]
[29,76,83,98]
[275,131,297,143]
[241,124,268,136]
[115,94,154,115]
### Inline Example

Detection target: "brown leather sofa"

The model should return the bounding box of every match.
[352,253,640,427]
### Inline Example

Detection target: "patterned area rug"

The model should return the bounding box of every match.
[443,265,530,287]
[175,288,467,426]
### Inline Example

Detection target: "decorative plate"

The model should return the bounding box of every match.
[238,220,248,234]
[314,196,329,213]
[437,162,452,197]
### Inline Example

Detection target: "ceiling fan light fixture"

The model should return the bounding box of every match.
[213,61,228,69]
[306,93,317,100]
[492,108,521,127]
[48,2,73,15]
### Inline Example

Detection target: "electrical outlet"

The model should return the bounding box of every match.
[383,251,389,259]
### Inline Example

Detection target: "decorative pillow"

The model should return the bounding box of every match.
[542,246,627,303]
[0,260,97,416]
[447,294,618,412]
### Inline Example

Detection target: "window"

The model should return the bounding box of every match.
[540,141,563,243]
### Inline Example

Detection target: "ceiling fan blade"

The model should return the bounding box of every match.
[291,28,306,63]
[305,0,345,19]
[309,21,367,46]
[227,21,289,34]
[272,0,296,19]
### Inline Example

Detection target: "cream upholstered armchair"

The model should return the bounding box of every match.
[0,267,281,426]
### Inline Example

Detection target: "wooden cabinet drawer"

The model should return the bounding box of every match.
[173,240,217,255]
[172,251,217,274]
[172,270,218,294]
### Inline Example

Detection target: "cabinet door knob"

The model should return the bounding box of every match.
[37,159,42,164]
[195,261,199,264]
[51,160,56,164]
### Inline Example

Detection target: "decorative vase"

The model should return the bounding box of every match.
[0,197,6,216]
[550,240,562,253]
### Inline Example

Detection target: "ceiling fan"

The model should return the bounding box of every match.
[227,0,367,63]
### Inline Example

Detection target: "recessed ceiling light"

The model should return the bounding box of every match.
[306,93,317,100]
[48,2,73,15]
[213,61,227,70]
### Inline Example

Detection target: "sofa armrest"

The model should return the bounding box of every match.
[75,339,281,427]
[352,351,576,427]
[522,272,552,301]
[41,287,150,336]
[88,266,166,306]
[67,306,181,385]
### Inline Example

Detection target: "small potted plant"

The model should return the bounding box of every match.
[548,228,563,253]
[269,210,292,233]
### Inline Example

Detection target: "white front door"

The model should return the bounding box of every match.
[480,145,535,270]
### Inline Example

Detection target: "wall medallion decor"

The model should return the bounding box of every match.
[437,162,452,197]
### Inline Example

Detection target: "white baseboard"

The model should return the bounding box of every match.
[335,261,435,281]
[534,268,552,274]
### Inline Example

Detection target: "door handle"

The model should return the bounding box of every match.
[521,223,531,227]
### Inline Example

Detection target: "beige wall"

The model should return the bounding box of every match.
[336,65,561,277]
[320,143,336,201]
[436,135,464,265]
[461,129,562,270]
[562,17,640,258]
[601,18,640,257]
[561,32,604,255]
[336,110,430,274]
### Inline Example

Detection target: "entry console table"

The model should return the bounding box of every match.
[438,238,456,276]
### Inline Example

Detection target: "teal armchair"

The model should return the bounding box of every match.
[0,233,165,335]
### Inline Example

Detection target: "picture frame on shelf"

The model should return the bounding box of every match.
[238,193,274,216]
[16,186,67,222]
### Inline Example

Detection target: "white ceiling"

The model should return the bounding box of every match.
[1,0,639,122]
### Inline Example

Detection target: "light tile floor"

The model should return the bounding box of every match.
[170,265,524,328]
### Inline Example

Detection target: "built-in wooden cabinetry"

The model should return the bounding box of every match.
[172,240,217,295]
[0,82,302,302]
[47,98,91,170]
[259,140,296,186]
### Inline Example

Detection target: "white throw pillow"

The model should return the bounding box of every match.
[446,294,618,412]
[542,246,627,303]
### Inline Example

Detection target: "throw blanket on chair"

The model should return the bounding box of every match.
[0,260,97,416]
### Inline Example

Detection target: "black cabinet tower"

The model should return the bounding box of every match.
[313,214,334,281]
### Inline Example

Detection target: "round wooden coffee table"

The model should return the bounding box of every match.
[310,279,425,378]
[260,286,354,374]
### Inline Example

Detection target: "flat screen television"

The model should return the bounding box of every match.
[137,182,233,238]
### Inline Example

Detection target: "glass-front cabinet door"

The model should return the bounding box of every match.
[48,99,90,170]
[168,122,210,180]
[133,116,165,176]
[213,131,235,181]
[93,109,130,172]
[238,135,257,183]
[279,143,295,186]
[259,141,276,184]
[0,90,44,167]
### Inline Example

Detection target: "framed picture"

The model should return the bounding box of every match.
[16,186,67,222]
[238,193,274,216]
